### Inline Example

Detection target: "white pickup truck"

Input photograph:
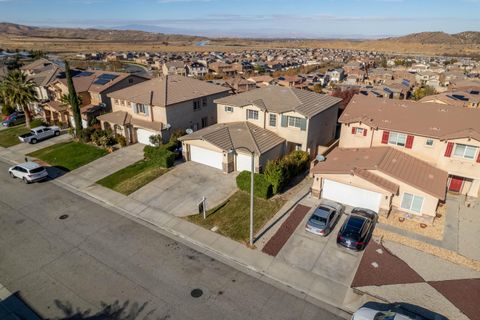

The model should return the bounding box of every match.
[19,126,61,144]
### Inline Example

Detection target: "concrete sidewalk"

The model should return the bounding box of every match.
[0,145,354,318]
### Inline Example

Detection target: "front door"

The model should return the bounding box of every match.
[449,176,464,193]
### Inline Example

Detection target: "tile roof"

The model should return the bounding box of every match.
[97,111,163,131]
[54,70,140,94]
[179,121,285,154]
[214,86,341,118]
[340,94,480,141]
[311,147,448,199]
[107,75,230,107]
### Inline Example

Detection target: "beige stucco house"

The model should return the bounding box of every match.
[179,86,341,173]
[311,147,448,223]
[98,75,230,145]
[337,95,480,198]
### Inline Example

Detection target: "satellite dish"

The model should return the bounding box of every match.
[165,123,171,129]
[185,128,193,134]
[316,155,326,162]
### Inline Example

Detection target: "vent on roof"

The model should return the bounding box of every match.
[400,104,407,108]
[391,159,397,163]
[382,119,391,123]
[439,108,448,112]
[363,155,369,159]
[430,127,440,131]
[428,174,434,179]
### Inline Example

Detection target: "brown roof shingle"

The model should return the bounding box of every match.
[108,75,230,107]
[340,94,480,141]
[312,147,448,199]
[214,86,341,118]
[179,121,285,154]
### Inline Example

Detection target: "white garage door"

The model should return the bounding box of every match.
[322,179,382,212]
[190,145,223,170]
[236,153,252,172]
[137,129,156,145]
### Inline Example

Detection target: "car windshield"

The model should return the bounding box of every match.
[373,311,396,320]
[342,216,365,239]
[310,214,327,225]
[29,167,45,174]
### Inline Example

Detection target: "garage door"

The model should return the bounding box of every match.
[137,129,156,145]
[236,153,252,172]
[190,145,223,170]
[322,179,382,212]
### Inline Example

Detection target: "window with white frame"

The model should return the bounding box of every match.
[425,139,434,147]
[247,109,259,120]
[400,193,424,213]
[269,114,277,127]
[453,143,478,159]
[193,100,201,111]
[388,132,407,147]
[288,116,302,128]
[224,106,234,113]
[136,103,146,114]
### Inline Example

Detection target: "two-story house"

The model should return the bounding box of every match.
[44,70,147,127]
[98,75,230,145]
[311,94,480,223]
[178,86,341,173]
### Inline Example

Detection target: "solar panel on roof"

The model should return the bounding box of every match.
[98,73,118,80]
[76,71,94,77]
[93,78,110,85]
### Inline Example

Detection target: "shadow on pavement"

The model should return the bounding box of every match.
[42,166,69,181]
[54,300,156,320]
[362,301,448,320]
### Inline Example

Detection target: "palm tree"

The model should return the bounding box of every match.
[2,70,38,128]
[59,93,82,107]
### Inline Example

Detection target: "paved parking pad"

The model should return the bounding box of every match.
[276,198,364,287]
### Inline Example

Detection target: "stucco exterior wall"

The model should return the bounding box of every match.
[306,103,339,156]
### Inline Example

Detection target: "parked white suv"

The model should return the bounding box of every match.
[9,162,48,183]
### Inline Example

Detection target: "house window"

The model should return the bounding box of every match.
[354,127,364,135]
[425,139,434,147]
[288,116,302,128]
[193,100,201,111]
[202,98,207,107]
[388,132,407,147]
[225,106,234,113]
[400,193,424,213]
[136,103,146,114]
[453,143,478,160]
[247,109,259,120]
[269,114,277,127]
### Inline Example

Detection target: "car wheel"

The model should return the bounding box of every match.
[54,131,60,136]
[23,177,30,184]
[31,139,37,144]
[9,171,15,178]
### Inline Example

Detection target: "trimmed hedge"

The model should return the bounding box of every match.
[143,145,176,168]
[236,171,273,199]
[264,150,310,195]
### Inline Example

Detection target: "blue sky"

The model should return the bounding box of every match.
[1,0,479,38]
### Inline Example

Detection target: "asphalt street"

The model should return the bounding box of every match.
[0,160,345,320]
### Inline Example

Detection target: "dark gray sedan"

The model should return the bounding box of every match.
[305,201,343,236]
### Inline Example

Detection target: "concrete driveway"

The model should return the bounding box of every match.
[129,161,238,217]
[457,197,480,261]
[276,197,364,287]
[9,133,71,154]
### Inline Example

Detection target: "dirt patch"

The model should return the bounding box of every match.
[429,279,480,320]
[379,205,445,241]
[351,241,424,288]
[262,204,311,257]
[374,229,480,272]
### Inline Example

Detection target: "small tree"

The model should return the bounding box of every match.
[1,70,38,127]
[412,85,436,100]
[64,60,83,137]
[149,134,162,147]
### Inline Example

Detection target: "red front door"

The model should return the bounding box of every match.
[449,176,464,192]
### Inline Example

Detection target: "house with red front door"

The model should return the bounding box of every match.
[311,94,480,223]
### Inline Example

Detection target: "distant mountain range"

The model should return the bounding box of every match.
[0,22,204,42]
[1,22,480,45]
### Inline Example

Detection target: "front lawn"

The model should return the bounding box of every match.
[28,141,107,171]
[96,159,168,195]
[186,190,286,243]
[0,119,45,147]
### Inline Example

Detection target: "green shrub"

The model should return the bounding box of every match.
[264,160,286,195]
[117,135,127,147]
[236,171,273,199]
[143,145,176,168]
[284,150,310,177]
[149,134,162,146]
[81,127,96,143]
